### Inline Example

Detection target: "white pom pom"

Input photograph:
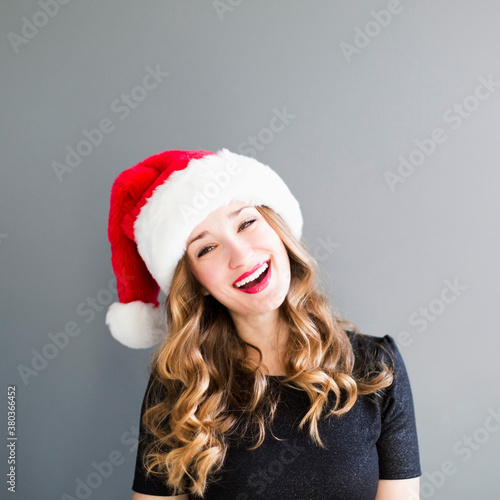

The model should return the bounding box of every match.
[105,301,166,349]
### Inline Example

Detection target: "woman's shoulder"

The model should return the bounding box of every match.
[140,370,184,411]
[344,329,399,368]
[343,329,416,407]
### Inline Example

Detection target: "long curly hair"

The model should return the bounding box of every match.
[140,205,394,497]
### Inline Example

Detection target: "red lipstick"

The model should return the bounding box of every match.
[233,261,271,294]
[233,260,268,286]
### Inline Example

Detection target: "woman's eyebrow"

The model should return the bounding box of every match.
[228,205,252,220]
[186,205,253,248]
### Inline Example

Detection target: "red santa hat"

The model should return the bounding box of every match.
[106,148,303,349]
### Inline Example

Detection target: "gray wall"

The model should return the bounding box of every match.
[2,1,499,498]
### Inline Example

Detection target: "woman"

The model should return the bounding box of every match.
[105,149,421,499]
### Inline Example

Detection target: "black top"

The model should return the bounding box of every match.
[132,334,421,499]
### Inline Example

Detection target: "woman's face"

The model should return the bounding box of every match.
[185,200,291,319]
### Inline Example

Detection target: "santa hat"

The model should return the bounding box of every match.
[105,148,303,349]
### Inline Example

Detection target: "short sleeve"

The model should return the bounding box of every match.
[376,335,422,479]
[131,374,188,496]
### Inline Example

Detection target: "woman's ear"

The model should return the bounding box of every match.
[201,286,210,296]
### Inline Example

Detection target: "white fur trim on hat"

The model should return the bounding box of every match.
[134,148,303,295]
[105,301,166,349]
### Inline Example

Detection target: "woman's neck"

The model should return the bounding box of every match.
[230,309,289,376]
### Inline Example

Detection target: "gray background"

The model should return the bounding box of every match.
[1,1,499,498]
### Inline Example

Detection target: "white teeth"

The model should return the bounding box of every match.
[234,262,269,288]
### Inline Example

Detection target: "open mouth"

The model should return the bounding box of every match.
[233,261,270,289]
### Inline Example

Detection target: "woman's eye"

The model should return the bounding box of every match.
[198,245,214,258]
[197,220,256,258]
[239,219,256,231]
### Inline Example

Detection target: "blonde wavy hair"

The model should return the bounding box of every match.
[140,205,394,497]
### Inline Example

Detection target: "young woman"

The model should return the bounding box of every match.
[105,149,421,499]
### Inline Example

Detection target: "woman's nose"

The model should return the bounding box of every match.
[227,239,254,269]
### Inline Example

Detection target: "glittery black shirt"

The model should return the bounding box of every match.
[132,333,421,499]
